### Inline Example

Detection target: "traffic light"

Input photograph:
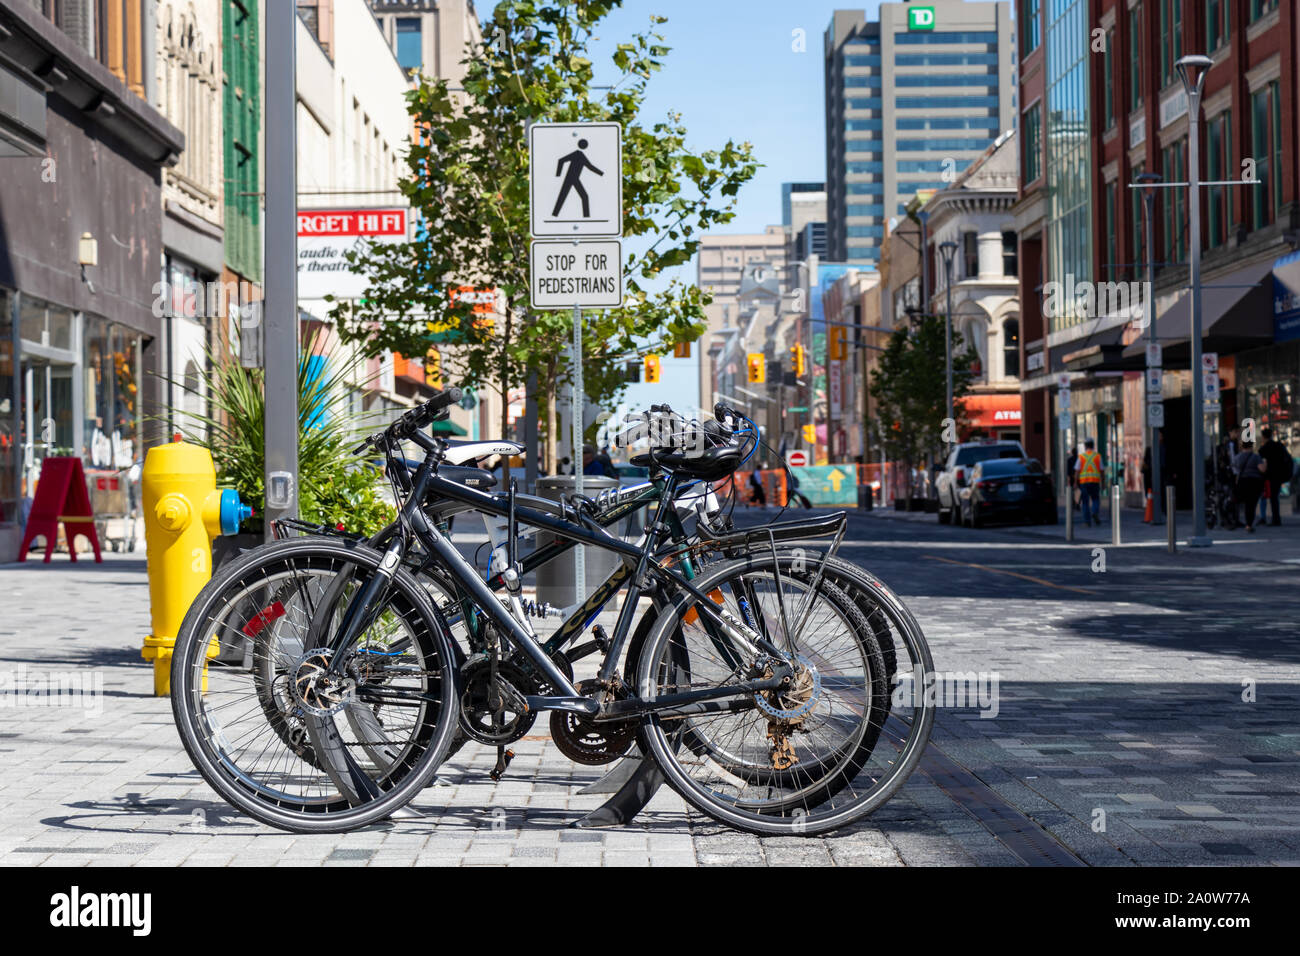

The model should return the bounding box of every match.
[829,327,847,361]
[673,341,691,358]
[791,343,806,377]
[644,354,661,383]
[746,352,765,384]
[424,347,443,390]
[802,424,816,445]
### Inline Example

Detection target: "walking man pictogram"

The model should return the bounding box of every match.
[552,138,604,218]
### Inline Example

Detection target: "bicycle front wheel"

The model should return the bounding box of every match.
[171,538,459,833]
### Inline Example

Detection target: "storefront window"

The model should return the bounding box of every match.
[19,296,74,351]
[83,317,142,469]
[0,290,17,525]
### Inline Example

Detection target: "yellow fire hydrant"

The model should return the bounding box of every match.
[141,442,251,696]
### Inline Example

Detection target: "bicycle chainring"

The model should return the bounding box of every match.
[458,657,537,745]
[549,679,638,766]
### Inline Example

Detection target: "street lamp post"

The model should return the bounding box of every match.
[1137,172,1163,524]
[938,241,958,438]
[1176,54,1214,546]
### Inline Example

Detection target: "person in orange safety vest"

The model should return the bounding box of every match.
[1076,438,1103,526]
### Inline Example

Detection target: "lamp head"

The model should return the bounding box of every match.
[1135,171,1162,202]
[1175,54,1214,97]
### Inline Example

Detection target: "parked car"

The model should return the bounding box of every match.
[958,458,1056,527]
[934,439,1027,524]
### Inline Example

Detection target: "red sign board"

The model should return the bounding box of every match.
[786,450,809,468]
[18,457,101,563]
[296,209,407,237]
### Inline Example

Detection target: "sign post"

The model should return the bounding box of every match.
[530,122,623,599]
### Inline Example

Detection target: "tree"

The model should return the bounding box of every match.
[330,0,757,473]
[869,313,977,497]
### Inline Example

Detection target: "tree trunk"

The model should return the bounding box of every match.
[544,358,558,476]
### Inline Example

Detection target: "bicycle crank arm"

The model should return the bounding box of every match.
[523,695,601,716]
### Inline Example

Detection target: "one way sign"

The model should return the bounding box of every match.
[529,122,622,238]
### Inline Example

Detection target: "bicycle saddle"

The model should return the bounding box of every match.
[647,442,745,482]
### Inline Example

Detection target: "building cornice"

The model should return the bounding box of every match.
[0,1,184,165]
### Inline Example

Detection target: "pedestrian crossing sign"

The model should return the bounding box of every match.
[529,122,622,238]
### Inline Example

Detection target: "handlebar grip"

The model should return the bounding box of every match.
[650,403,673,414]
[405,387,463,430]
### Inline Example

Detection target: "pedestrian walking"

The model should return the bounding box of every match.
[1230,440,1267,533]
[748,468,767,507]
[581,442,616,478]
[1259,428,1292,526]
[1075,439,1103,526]
[1066,449,1079,512]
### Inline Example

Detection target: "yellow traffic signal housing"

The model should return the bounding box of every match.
[644,354,661,383]
[791,343,806,376]
[673,341,691,359]
[829,327,847,361]
[746,352,765,384]
[802,424,816,445]
[425,347,443,390]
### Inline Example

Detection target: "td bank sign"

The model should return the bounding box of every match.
[908,6,936,30]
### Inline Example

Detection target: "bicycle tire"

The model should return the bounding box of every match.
[171,537,459,833]
[636,551,933,836]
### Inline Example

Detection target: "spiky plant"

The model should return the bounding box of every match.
[166,326,395,536]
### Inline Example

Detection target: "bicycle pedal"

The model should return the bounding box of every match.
[591,624,610,654]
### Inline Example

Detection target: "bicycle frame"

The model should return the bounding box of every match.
[324,439,791,722]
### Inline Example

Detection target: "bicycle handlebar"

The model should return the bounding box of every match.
[352,387,463,454]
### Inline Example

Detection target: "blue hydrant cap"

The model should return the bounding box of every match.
[219,489,253,536]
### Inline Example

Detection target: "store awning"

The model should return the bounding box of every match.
[963,393,1022,429]
[1120,259,1275,367]
[430,419,468,436]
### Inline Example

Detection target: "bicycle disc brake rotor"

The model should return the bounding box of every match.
[754,655,822,771]
[290,649,358,717]
[549,679,637,766]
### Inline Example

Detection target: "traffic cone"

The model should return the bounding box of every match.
[1143,489,1154,523]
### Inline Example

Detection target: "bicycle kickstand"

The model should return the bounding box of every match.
[490,746,515,781]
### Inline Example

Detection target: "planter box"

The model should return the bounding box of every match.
[212,533,262,572]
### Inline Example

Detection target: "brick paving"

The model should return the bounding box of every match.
[1,505,1297,866]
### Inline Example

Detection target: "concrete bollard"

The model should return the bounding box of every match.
[1111,484,1122,545]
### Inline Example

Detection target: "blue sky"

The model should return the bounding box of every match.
[586,1,1005,415]
[591,1,1005,234]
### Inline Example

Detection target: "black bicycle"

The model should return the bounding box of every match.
[170,389,934,836]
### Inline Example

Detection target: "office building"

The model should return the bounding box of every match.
[824,2,1017,266]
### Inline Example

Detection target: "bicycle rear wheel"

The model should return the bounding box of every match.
[171,538,458,833]
[636,551,933,836]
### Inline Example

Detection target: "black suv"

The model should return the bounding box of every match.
[934,439,1026,525]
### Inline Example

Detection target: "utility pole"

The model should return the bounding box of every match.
[263,0,298,540]
[1178,55,1212,547]
[1137,172,1163,524]
[938,241,958,439]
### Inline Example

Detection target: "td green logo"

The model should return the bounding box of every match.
[908,6,936,30]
